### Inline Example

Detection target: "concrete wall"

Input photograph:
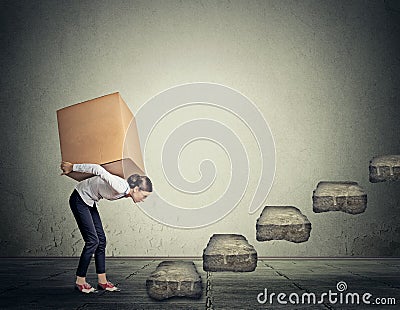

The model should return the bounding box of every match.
[1,0,399,257]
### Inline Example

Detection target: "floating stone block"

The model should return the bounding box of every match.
[146,261,202,300]
[369,155,400,183]
[256,206,311,243]
[313,181,367,214]
[203,234,257,272]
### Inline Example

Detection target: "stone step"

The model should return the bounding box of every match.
[146,261,203,300]
[256,206,311,243]
[369,155,400,183]
[203,234,257,272]
[312,181,367,214]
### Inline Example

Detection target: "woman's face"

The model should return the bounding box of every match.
[131,186,151,203]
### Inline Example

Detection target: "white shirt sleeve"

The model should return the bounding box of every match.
[73,163,129,194]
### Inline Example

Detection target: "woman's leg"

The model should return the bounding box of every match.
[88,204,107,279]
[69,190,100,279]
[89,204,120,291]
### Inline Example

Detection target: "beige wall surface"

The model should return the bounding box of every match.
[0,0,399,257]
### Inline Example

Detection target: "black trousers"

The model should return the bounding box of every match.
[69,190,106,277]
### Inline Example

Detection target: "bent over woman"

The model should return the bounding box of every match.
[60,161,152,293]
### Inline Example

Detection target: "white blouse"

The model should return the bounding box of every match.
[73,164,130,207]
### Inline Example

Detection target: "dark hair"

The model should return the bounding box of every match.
[127,174,153,192]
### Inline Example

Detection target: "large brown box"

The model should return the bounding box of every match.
[57,92,145,181]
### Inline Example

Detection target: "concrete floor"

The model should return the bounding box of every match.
[0,258,399,309]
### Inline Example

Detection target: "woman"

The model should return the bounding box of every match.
[60,161,152,293]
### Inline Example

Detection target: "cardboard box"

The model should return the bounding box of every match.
[57,92,145,181]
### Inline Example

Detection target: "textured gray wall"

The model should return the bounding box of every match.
[0,0,399,257]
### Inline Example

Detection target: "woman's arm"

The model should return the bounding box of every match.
[60,161,129,194]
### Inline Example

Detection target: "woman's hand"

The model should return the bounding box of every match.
[60,161,73,175]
